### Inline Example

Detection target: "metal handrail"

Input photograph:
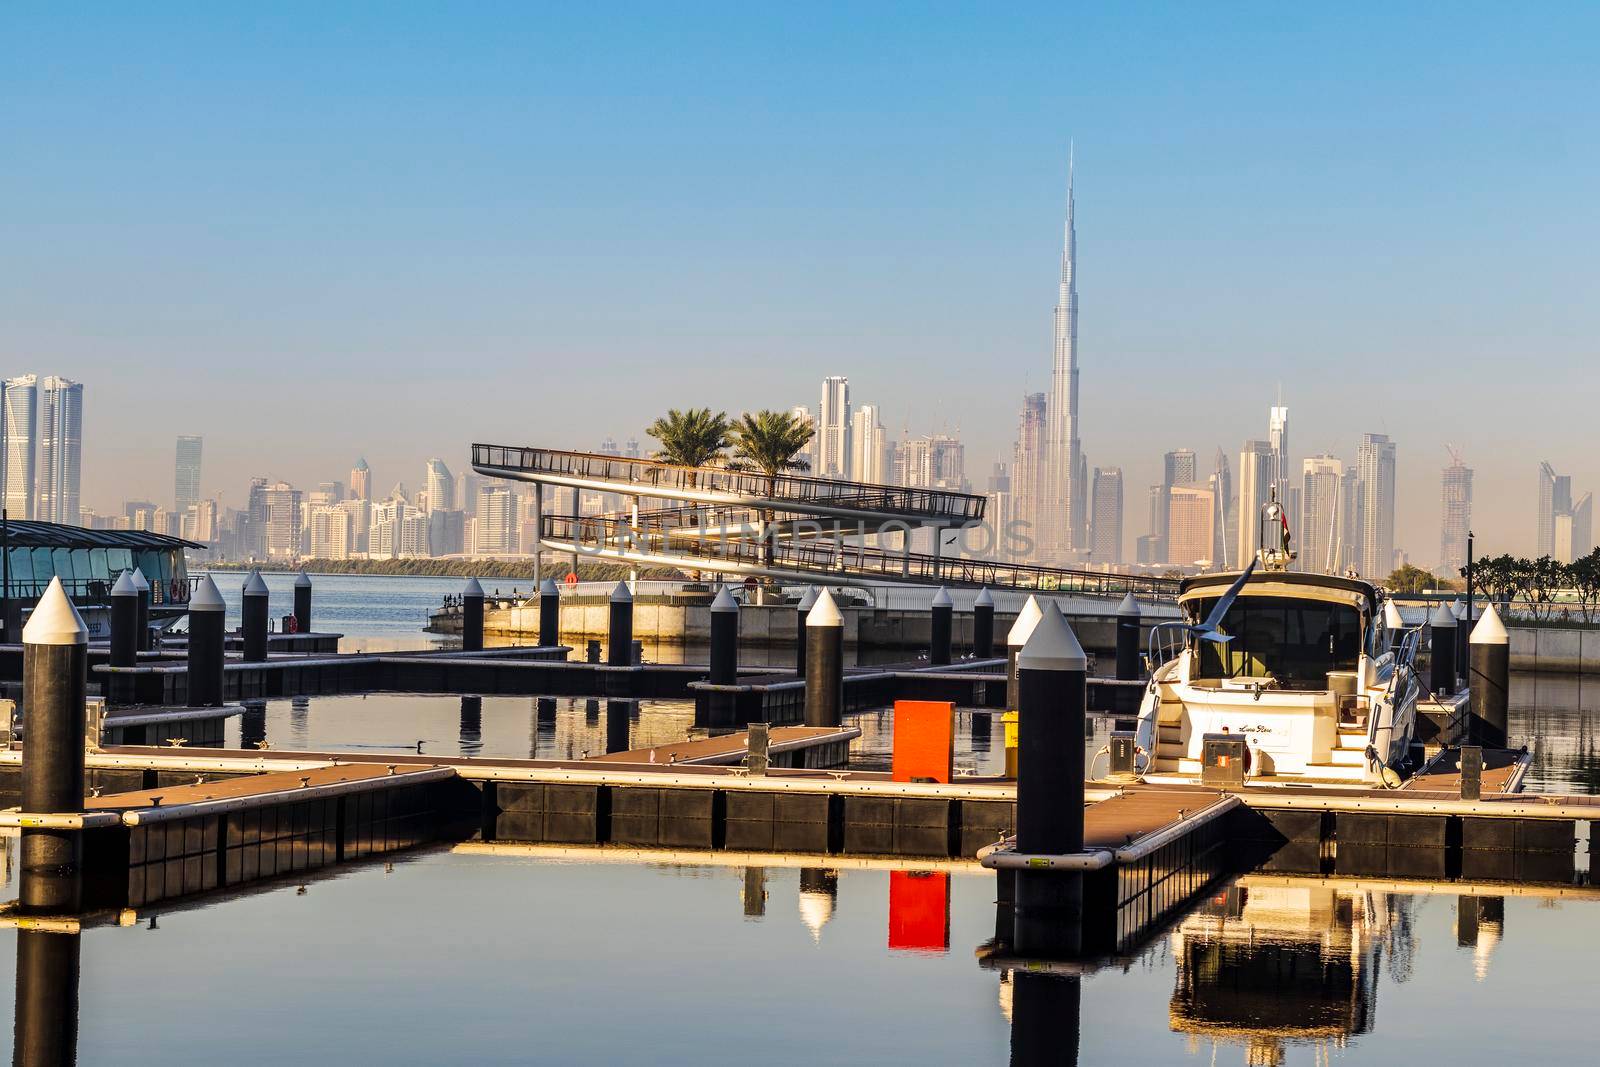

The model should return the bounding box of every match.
[472,444,986,522]
[540,514,1180,598]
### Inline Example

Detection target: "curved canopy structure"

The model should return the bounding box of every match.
[473,443,1179,600]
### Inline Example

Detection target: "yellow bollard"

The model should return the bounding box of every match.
[1001,709,1019,778]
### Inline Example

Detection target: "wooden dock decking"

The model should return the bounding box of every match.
[586,726,860,768]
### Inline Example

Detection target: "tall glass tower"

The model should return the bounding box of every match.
[1,375,38,520]
[39,377,83,526]
[1044,150,1083,560]
[175,435,203,513]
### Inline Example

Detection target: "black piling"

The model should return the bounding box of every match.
[1012,602,1088,958]
[1008,972,1081,1067]
[538,578,561,647]
[19,578,89,914]
[607,581,634,667]
[804,589,844,728]
[795,586,817,676]
[459,695,483,756]
[929,587,953,666]
[461,577,485,653]
[187,576,225,707]
[12,929,81,1067]
[1469,605,1509,748]
[131,566,152,652]
[605,699,633,754]
[1115,592,1141,681]
[1005,597,1044,715]
[1429,603,1457,695]
[241,569,270,663]
[240,699,267,749]
[1384,601,1406,656]
[108,571,139,706]
[1453,599,1470,688]
[709,587,739,685]
[973,587,995,659]
[293,570,312,634]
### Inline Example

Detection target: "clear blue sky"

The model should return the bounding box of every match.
[2,2,1595,559]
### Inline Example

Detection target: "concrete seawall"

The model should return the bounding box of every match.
[1507,625,1600,675]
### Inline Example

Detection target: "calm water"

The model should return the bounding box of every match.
[0,841,1594,1065]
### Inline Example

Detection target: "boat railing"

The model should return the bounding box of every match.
[1147,621,1189,672]
[1368,626,1424,762]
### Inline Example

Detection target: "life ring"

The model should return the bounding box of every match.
[564,572,578,587]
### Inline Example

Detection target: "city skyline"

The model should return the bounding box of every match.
[6,6,1596,560]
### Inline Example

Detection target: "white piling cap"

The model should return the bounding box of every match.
[931,587,952,609]
[610,580,633,602]
[1429,603,1456,628]
[1470,603,1508,645]
[797,586,818,610]
[1007,596,1044,647]
[711,587,739,613]
[294,570,312,588]
[462,577,484,598]
[1116,592,1140,617]
[1450,598,1466,620]
[130,567,150,592]
[807,588,843,627]
[111,570,139,596]
[1016,601,1087,672]
[243,569,269,596]
[539,578,559,596]
[974,587,994,608]
[22,577,87,645]
[1383,600,1405,630]
[189,575,225,612]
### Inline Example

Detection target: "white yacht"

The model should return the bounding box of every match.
[1133,499,1423,787]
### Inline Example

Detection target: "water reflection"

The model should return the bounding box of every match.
[458,696,482,756]
[797,868,838,943]
[12,930,79,1067]
[1510,671,1600,794]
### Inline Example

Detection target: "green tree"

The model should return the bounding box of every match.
[1385,563,1439,594]
[645,408,731,472]
[728,409,815,570]
[1570,547,1600,624]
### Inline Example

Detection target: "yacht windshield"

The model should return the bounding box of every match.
[1190,595,1363,688]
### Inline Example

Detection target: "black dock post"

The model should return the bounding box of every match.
[19,578,89,914]
[973,587,995,659]
[131,566,151,651]
[240,698,267,749]
[1453,599,1470,689]
[1384,600,1406,655]
[461,577,485,653]
[293,570,312,635]
[795,586,816,676]
[538,577,560,647]
[1006,597,1044,714]
[1470,605,1509,748]
[187,575,225,708]
[241,569,269,662]
[108,570,139,705]
[709,587,739,685]
[607,581,634,667]
[929,587,953,666]
[12,928,81,1066]
[1115,592,1141,681]
[1012,602,1088,958]
[804,589,843,728]
[1429,602,1457,695]
[605,699,632,754]
[1009,971,1081,1067]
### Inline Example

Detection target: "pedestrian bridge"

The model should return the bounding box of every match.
[472,444,1179,600]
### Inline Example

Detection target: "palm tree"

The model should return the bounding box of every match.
[728,409,815,573]
[646,408,731,486]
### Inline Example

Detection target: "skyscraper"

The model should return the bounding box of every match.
[424,458,455,513]
[1211,448,1234,569]
[1358,433,1396,579]
[1043,151,1084,561]
[1011,393,1047,544]
[1166,485,1216,567]
[38,377,82,526]
[350,458,371,502]
[1537,461,1572,558]
[817,377,850,479]
[1268,400,1290,492]
[1236,441,1273,568]
[1089,466,1123,565]
[849,404,886,484]
[175,435,203,513]
[1301,454,1344,575]
[1440,450,1472,577]
[1,375,38,520]
[259,481,303,559]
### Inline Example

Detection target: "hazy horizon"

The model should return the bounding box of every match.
[4,4,1596,564]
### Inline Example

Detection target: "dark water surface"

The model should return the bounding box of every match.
[0,845,1594,1065]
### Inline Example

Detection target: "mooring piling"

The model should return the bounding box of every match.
[461,577,485,653]
[930,587,953,666]
[130,566,152,651]
[293,570,313,635]
[804,589,844,728]
[1470,605,1509,748]
[538,578,560,647]
[1011,601,1088,958]
[709,586,739,686]
[1384,600,1406,655]
[12,928,81,1066]
[1002,596,1044,778]
[608,581,634,667]
[187,575,226,708]
[1115,592,1141,681]
[19,577,89,914]
[1429,602,1457,696]
[795,586,817,676]
[972,587,995,659]
[241,569,270,663]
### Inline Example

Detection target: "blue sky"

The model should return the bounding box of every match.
[2,3,1596,558]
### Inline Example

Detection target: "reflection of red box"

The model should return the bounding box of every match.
[892,700,955,783]
[888,870,950,952]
